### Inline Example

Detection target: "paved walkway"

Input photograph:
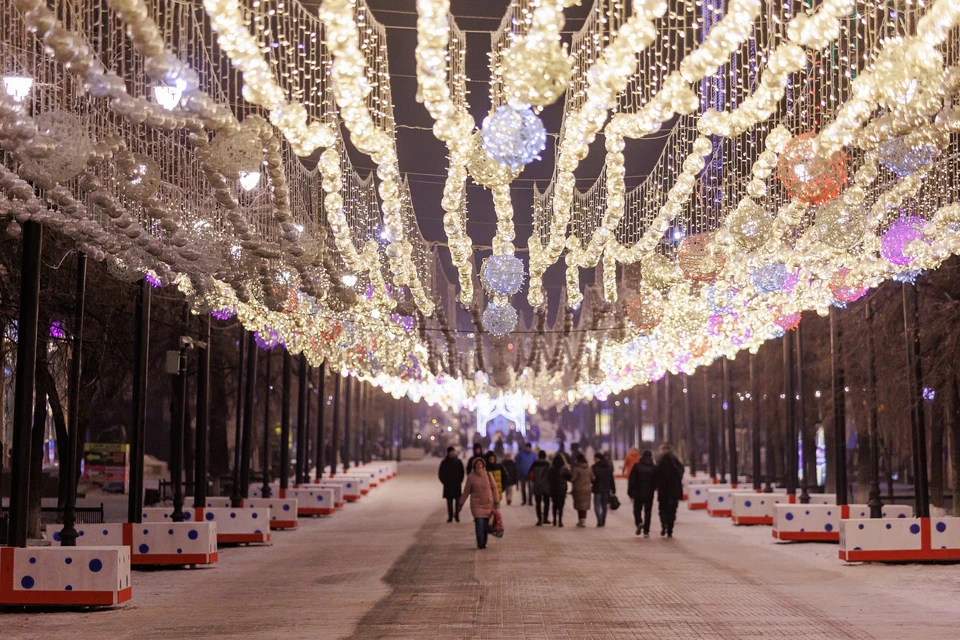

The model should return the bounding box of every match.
[3,460,959,639]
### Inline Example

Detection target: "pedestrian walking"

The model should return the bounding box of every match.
[590,452,616,527]
[466,443,484,475]
[515,442,537,506]
[529,450,551,525]
[438,446,465,523]
[570,453,592,528]
[655,443,685,537]
[548,452,572,526]
[622,447,641,480]
[502,452,519,506]
[485,451,505,503]
[627,449,656,537]
[459,458,500,549]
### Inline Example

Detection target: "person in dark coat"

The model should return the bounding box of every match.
[627,449,656,537]
[548,452,571,527]
[514,442,538,506]
[501,453,519,506]
[465,443,484,478]
[655,443,685,537]
[438,446,465,523]
[528,450,551,525]
[590,452,616,527]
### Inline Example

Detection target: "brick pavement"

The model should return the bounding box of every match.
[2,460,959,639]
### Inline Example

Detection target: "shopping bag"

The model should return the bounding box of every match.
[489,509,505,538]
[610,495,621,511]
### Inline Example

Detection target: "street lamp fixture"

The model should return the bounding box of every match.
[153,80,185,110]
[238,170,261,191]
[3,75,33,102]
[341,273,357,288]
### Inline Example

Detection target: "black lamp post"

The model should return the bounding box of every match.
[60,254,86,547]
[127,277,151,525]
[750,353,761,492]
[704,370,716,480]
[343,374,352,471]
[261,349,272,498]
[795,326,810,504]
[330,370,341,477]
[8,221,42,547]
[168,335,190,523]
[296,354,307,484]
[279,351,291,492]
[663,374,671,444]
[783,333,797,498]
[315,362,326,480]
[239,330,257,500]
[865,300,883,517]
[902,283,930,518]
[723,358,737,486]
[230,329,245,507]
[195,317,210,507]
[683,373,696,476]
[830,308,848,506]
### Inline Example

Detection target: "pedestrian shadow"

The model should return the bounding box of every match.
[345,505,484,639]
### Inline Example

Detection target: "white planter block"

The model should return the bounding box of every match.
[688,483,742,510]
[143,507,269,544]
[244,498,299,529]
[839,516,960,562]
[46,522,218,567]
[732,493,796,525]
[774,504,912,542]
[279,487,336,516]
[706,488,787,517]
[0,546,131,606]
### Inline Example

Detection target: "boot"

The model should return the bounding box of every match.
[576,518,586,528]
[536,517,542,526]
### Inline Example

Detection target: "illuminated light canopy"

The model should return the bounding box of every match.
[3,74,33,101]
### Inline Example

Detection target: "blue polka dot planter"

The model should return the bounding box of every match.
[244,498,299,530]
[686,481,743,511]
[0,545,131,606]
[143,506,268,545]
[839,516,960,562]
[708,487,791,518]
[280,487,338,517]
[774,503,913,543]
[731,491,808,525]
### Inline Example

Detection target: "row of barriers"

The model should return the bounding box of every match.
[679,472,960,562]
[0,462,397,607]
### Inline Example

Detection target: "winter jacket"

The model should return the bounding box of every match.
[655,452,685,502]
[548,462,571,500]
[459,470,500,519]
[438,456,465,499]
[486,462,505,500]
[622,448,642,479]
[529,460,551,495]
[590,459,616,496]
[515,449,538,477]
[570,462,593,511]
[465,453,485,477]
[627,459,656,502]
[501,459,519,487]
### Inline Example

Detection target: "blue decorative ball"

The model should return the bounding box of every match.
[482,302,519,337]
[481,105,546,171]
[481,255,525,296]
[750,263,790,294]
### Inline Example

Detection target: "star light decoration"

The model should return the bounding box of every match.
[483,301,519,336]
[481,105,547,171]
[776,133,848,205]
[481,254,525,296]
[881,216,928,266]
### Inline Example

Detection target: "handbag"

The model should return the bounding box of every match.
[489,509,505,538]
[610,495,621,511]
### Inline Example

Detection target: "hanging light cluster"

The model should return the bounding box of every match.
[1,0,960,412]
